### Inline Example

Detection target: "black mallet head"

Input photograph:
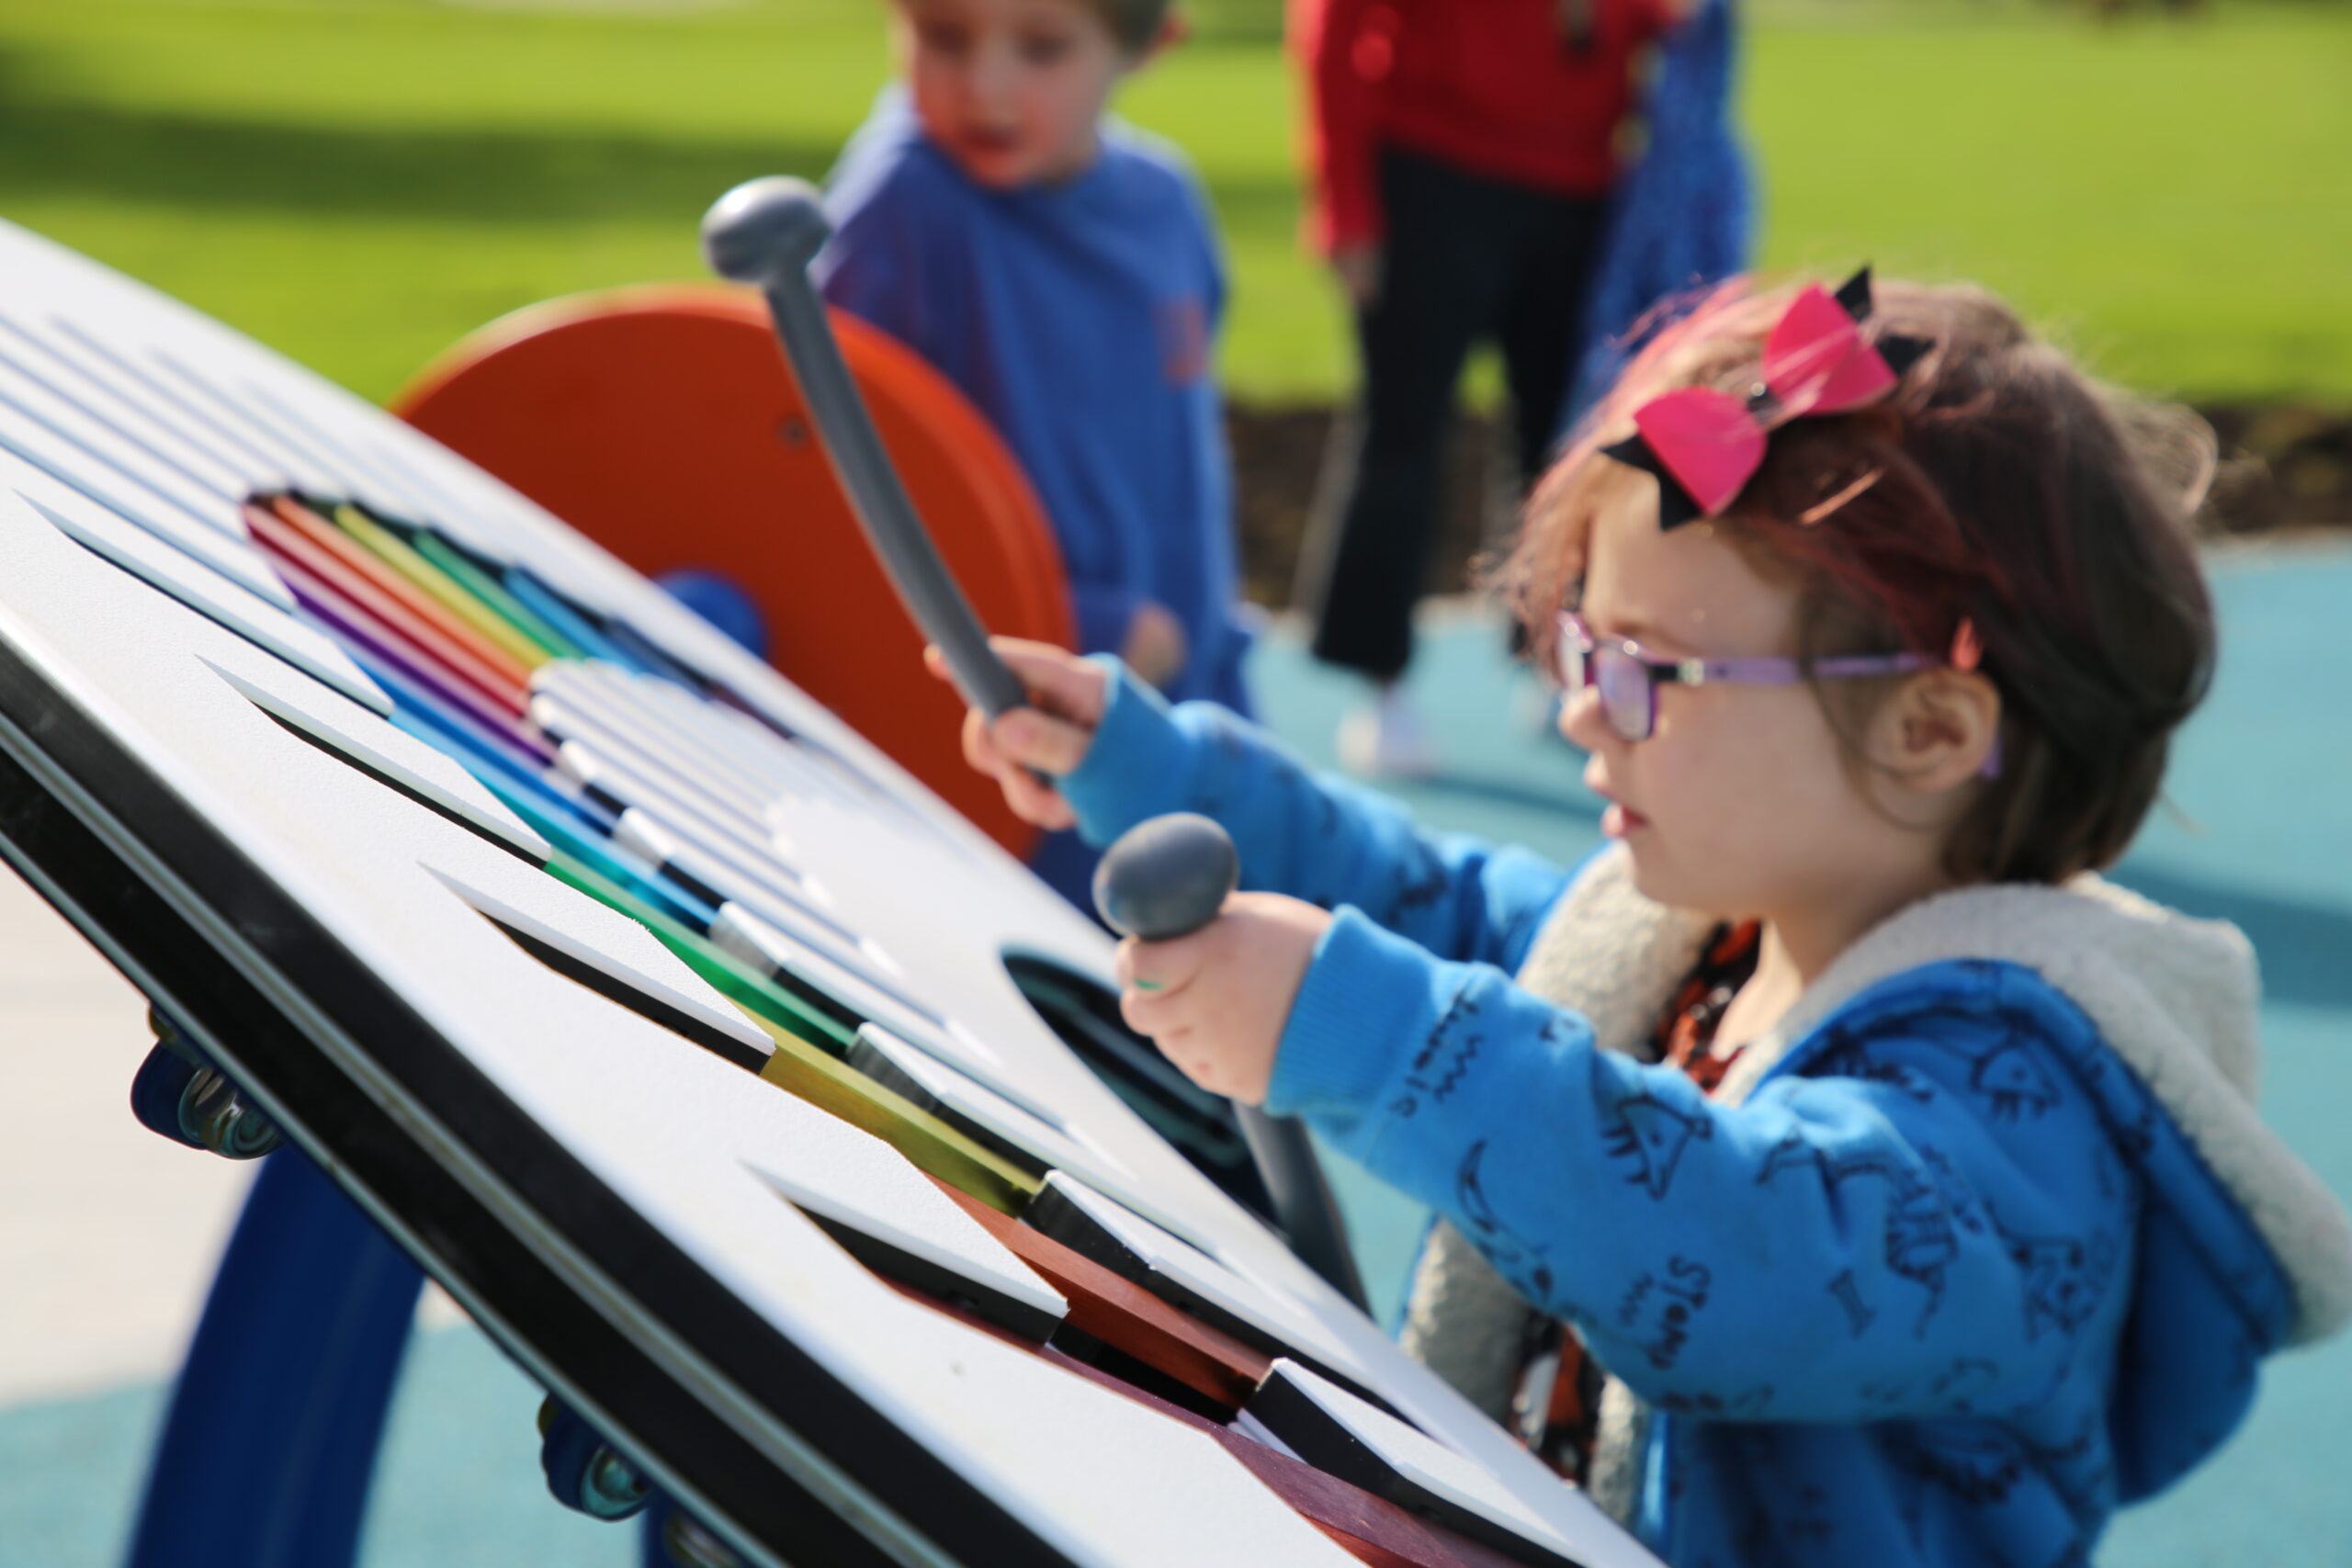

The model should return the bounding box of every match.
[702,176,834,289]
[1092,814,1239,942]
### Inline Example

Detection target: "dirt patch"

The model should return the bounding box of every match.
[1227,403,1517,612]
[1227,400,2352,610]
[2199,402,2352,537]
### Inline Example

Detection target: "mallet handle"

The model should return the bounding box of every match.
[709,178,1364,1311]
[703,176,1029,720]
[1095,815,1369,1311]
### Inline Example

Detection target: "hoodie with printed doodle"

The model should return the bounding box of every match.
[1054,662,2352,1568]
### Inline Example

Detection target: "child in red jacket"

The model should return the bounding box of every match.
[1291,0,1686,775]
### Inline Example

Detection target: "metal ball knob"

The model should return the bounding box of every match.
[1092,813,1238,942]
[702,176,833,288]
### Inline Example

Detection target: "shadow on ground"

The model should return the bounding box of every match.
[0,48,1308,238]
[0,51,834,223]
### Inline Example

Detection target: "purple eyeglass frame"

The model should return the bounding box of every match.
[1553,610,1936,743]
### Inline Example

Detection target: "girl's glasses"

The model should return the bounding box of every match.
[1553,611,1935,743]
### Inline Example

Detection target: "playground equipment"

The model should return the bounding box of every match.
[0,185,1657,1568]
[395,280,1069,858]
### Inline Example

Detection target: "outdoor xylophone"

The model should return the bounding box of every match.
[0,182,1658,1568]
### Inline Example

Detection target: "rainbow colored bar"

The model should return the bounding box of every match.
[241,491,1042,1211]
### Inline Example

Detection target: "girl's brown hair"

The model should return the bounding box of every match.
[1502,277,2217,886]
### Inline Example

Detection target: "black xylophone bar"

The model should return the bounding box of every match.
[1094,813,1369,1311]
[701,176,1030,723]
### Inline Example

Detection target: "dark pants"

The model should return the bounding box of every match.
[1303,147,1606,682]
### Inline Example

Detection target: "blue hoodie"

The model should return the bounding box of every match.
[1056,663,2352,1568]
[816,92,1251,717]
[817,94,1253,909]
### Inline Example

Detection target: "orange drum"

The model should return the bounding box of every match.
[394,285,1071,859]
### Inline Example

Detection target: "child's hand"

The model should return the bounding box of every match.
[925,637,1107,831]
[1121,601,1189,690]
[1329,243,1383,310]
[1113,893,1333,1105]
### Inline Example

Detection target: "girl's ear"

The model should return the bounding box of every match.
[1873,670,2002,795]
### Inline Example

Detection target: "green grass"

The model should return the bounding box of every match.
[1746,2,2352,406]
[0,0,2344,406]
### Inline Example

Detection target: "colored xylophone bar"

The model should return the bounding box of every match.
[224,485,1426,1417]
[80,478,1598,1562]
[0,218,1656,1568]
[194,486,1248,1220]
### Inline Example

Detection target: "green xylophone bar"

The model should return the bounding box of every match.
[353,635,1043,1213]
[249,499,533,710]
[254,487,1043,1209]
[405,530,591,662]
[247,513,534,732]
[325,555,869,1030]
[272,545,545,750]
[447,753,1046,1212]
[327,502,560,668]
[540,840,1040,1212]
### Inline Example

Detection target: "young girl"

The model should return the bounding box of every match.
[940,275,2352,1566]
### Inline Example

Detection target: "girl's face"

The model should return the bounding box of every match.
[1559,495,1911,924]
[893,0,1132,190]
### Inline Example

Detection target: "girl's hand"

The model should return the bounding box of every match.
[925,637,1107,831]
[1114,893,1333,1105]
[1329,243,1383,310]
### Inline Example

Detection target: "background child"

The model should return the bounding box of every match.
[945,276,2352,1565]
[1287,0,1690,776]
[817,0,1252,906]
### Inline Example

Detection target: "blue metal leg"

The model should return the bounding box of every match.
[125,1149,424,1568]
[640,1496,747,1568]
[640,1499,673,1568]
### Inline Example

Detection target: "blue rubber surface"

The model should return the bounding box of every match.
[2,542,2345,1566]
[125,1152,421,1568]
[0,1326,629,1568]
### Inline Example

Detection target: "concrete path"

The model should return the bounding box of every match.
[0,861,251,1407]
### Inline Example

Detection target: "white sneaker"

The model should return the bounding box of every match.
[1337,688,1440,779]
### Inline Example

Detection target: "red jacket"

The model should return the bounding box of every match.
[1289,0,1679,254]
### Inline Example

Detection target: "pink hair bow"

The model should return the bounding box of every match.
[1603,269,1931,530]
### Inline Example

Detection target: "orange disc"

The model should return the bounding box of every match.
[393,284,1071,859]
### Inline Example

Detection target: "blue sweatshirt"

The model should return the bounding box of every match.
[817,92,1252,718]
[1056,663,2351,1568]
